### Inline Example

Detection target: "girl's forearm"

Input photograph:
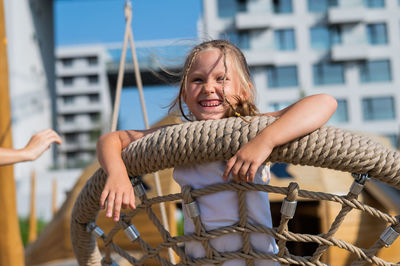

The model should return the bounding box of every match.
[260,94,337,149]
[0,147,31,166]
[96,127,167,175]
[97,132,128,176]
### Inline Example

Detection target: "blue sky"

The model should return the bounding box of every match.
[54,0,202,129]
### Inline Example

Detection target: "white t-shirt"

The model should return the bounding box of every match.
[173,161,279,266]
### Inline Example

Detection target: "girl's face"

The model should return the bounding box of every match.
[184,48,243,121]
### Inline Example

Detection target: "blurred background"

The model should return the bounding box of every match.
[2,0,400,264]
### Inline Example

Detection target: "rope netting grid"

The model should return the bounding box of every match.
[81,175,400,266]
[71,116,400,265]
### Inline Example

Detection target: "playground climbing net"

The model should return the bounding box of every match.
[83,173,399,266]
[71,116,400,265]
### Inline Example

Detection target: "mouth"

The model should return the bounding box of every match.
[199,99,223,107]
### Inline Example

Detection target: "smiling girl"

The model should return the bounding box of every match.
[97,40,337,265]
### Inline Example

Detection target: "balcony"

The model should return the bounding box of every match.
[328,7,365,24]
[58,121,101,133]
[243,50,275,66]
[235,13,271,30]
[331,45,369,61]
[59,141,96,152]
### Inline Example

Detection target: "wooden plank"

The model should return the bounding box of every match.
[0,0,25,264]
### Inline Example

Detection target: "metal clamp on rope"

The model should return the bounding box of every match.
[101,258,120,266]
[380,226,400,247]
[124,224,140,242]
[280,198,297,218]
[350,173,370,195]
[86,221,105,238]
[130,176,146,197]
[185,201,200,218]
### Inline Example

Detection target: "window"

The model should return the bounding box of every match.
[364,0,384,8]
[360,60,391,83]
[62,77,74,86]
[362,96,395,121]
[273,0,293,14]
[61,58,73,67]
[65,133,78,142]
[313,63,344,85]
[63,96,74,104]
[268,101,292,112]
[66,152,78,168]
[308,0,338,12]
[267,66,298,88]
[88,75,99,84]
[89,94,100,103]
[64,115,75,123]
[66,152,77,161]
[330,99,348,123]
[90,129,102,142]
[217,0,246,17]
[274,29,296,51]
[225,31,250,50]
[310,25,341,50]
[89,113,100,122]
[367,23,388,45]
[87,56,98,66]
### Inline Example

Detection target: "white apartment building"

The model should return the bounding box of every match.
[202,0,400,146]
[56,45,112,168]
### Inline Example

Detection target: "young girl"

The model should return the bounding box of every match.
[97,40,337,265]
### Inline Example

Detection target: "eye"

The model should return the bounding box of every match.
[191,77,203,83]
[217,76,227,82]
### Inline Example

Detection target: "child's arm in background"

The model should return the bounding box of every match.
[223,94,337,182]
[0,129,62,166]
[97,126,168,221]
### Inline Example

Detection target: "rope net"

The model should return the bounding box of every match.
[71,116,400,265]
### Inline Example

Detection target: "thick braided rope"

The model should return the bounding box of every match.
[71,116,400,265]
[121,116,400,187]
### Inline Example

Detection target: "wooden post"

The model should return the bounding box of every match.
[0,0,25,264]
[52,178,57,216]
[28,170,37,243]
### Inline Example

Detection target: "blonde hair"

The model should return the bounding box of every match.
[169,40,258,121]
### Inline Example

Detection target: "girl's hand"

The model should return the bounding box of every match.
[222,94,337,183]
[97,127,169,222]
[222,136,274,182]
[100,169,136,222]
[24,129,62,160]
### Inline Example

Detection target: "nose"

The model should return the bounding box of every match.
[201,82,216,94]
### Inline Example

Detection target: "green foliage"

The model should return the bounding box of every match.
[19,217,47,246]
[177,215,184,236]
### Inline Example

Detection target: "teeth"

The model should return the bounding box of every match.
[200,100,221,107]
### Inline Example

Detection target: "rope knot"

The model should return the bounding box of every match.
[182,185,194,204]
[287,182,299,202]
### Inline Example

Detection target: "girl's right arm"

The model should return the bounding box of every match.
[97,127,166,221]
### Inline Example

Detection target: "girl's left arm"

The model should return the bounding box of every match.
[222,94,337,182]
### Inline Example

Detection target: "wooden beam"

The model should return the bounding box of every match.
[0,0,25,264]
[28,170,37,244]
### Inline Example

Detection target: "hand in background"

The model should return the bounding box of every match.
[0,129,62,166]
[23,129,62,161]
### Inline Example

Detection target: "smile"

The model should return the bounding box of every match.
[199,100,222,107]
